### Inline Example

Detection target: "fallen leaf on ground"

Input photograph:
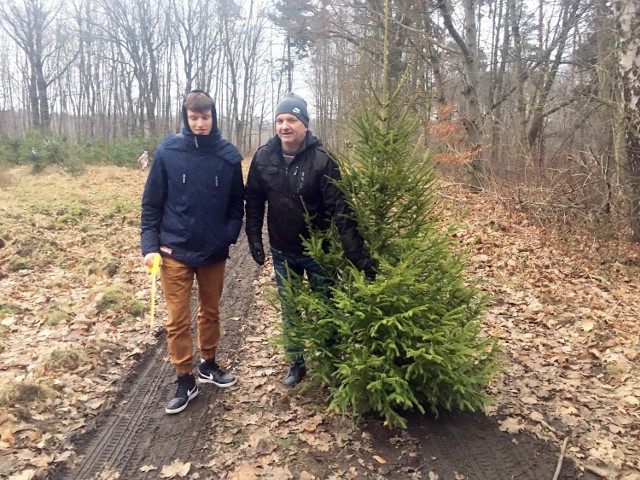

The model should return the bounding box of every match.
[8,470,36,480]
[159,458,190,478]
[231,464,262,479]
[499,417,523,434]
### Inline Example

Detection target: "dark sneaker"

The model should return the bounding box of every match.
[165,374,198,414]
[283,357,306,387]
[198,359,237,387]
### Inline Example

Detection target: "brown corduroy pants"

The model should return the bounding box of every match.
[160,256,225,375]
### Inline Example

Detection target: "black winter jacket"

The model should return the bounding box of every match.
[245,132,367,263]
[140,122,244,267]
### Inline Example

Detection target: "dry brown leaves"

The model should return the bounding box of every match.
[0,166,160,478]
[1,167,639,479]
[441,185,640,479]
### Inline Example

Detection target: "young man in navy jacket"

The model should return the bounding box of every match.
[141,90,244,414]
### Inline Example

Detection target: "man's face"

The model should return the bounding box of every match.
[187,109,213,135]
[275,113,307,149]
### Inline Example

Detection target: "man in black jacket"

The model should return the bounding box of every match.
[141,90,244,413]
[245,93,375,387]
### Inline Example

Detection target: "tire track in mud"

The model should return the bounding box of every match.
[55,237,261,480]
[53,231,594,480]
[397,409,581,479]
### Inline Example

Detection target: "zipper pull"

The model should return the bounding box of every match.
[182,174,186,184]
[215,176,219,187]
[194,136,199,148]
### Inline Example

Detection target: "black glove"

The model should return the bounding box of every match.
[249,241,265,266]
[354,256,378,280]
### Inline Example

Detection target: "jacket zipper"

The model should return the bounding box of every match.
[283,157,301,195]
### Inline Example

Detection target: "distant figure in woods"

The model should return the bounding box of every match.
[140,90,244,414]
[137,150,149,170]
[244,93,376,387]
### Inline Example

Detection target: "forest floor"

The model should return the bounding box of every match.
[0,165,638,479]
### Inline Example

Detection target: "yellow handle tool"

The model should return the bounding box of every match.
[147,254,160,326]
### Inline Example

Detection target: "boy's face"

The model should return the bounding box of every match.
[187,108,213,135]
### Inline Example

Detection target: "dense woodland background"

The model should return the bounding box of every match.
[1,0,639,240]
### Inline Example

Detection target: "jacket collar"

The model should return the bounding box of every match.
[181,126,221,149]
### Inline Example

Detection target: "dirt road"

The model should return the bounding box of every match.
[51,236,589,480]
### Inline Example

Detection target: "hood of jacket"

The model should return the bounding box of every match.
[181,89,220,149]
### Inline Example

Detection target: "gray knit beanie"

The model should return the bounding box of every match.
[275,93,309,127]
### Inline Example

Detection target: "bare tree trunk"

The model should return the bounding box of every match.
[509,0,526,152]
[28,67,40,130]
[424,8,447,107]
[617,0,640,241]
[526,0,580,159]
[219,2,241,146]
[592,0,619,214]
[438,0,486,190]
[0,0,62,133]
[488,0,510,171]
[98,0,165,136]
[173,0,219,95]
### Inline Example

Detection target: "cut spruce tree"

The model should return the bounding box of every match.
[276,97,500,429]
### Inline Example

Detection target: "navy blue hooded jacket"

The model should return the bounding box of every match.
[140,100,244,266]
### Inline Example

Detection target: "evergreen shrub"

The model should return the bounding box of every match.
[277,98,500,428]
[0,132,158,172]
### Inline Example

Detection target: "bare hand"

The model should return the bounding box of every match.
[144,253,162,269]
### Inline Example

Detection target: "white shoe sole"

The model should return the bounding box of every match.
[165,388,199,414]
[198,374,238,388]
